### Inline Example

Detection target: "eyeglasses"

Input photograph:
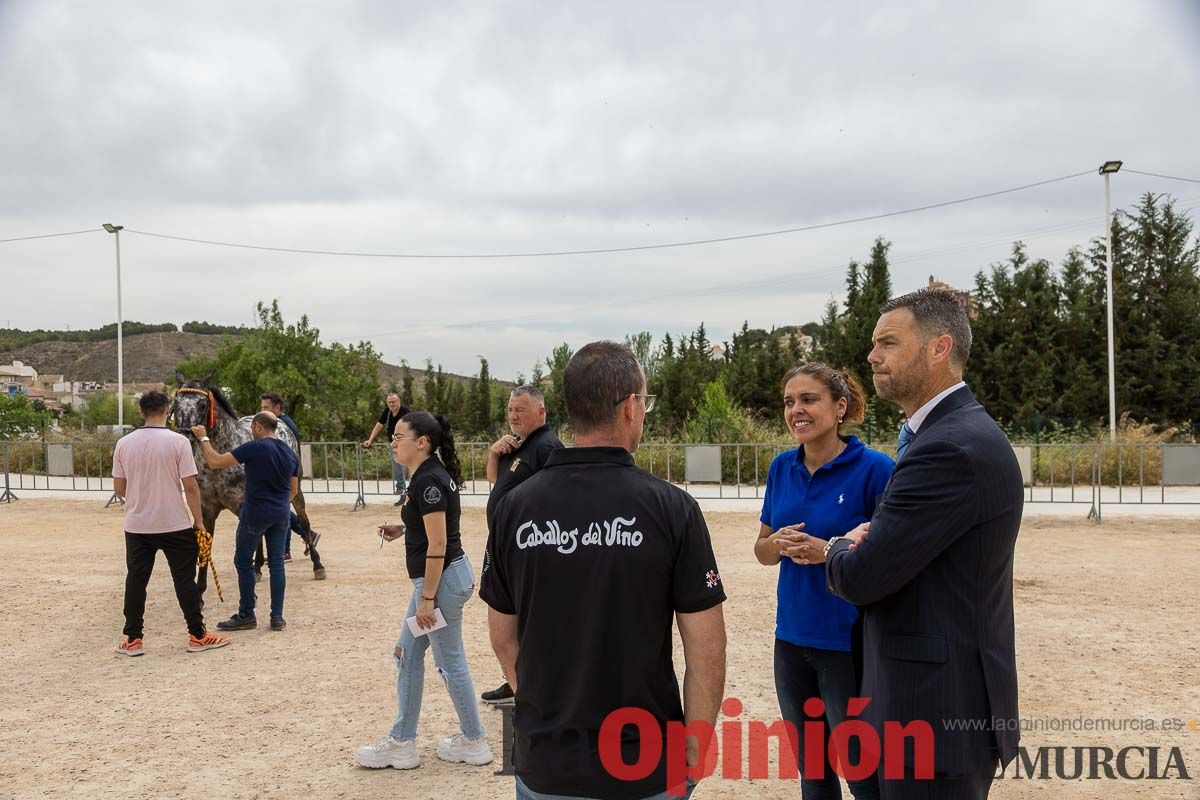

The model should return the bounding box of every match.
[614,393,656,413]
[391,433,417,441]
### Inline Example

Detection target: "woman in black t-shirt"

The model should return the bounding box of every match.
[354,411,491,770]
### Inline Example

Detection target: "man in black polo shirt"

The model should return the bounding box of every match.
[362,392,412,506]
[480,385,564,706]
[481,341,726,800]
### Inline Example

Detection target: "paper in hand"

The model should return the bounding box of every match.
[406,608,447,637]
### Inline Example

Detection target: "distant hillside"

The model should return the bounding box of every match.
[0,332,224,383]
[0,330,491,389]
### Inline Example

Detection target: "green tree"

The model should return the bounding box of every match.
[80,391,142,430]
[685,377,741,442]
[543,343,574,428]
[175,300,381,441]
[471,357,494,436]
[399,360,415,407]
[0,393,54,438]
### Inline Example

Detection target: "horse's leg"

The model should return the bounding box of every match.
[254,535,264,583]
[197,507,218,607]
[292,491,325,580]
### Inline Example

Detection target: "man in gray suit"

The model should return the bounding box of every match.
[825,289,1023,799]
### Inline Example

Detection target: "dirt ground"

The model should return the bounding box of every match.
[1,500,1197,800]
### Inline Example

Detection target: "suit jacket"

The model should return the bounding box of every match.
[826,386,1023,776]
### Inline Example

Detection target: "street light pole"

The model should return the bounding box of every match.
[1098,162,1122,443]
[102,224,125,433]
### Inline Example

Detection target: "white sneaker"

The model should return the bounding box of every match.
[355,736,420,769]
[436,733,493,765]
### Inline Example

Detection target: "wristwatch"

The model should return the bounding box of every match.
[199,436,210,443]
[823,536,844,559]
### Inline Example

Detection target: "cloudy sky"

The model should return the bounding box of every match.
[2,1,1198,379]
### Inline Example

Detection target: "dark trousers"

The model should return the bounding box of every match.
[123,529,205,639]
[775,638,881,800]
[878,768,994,800]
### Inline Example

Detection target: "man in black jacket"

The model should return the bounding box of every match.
[826,289,1023,800]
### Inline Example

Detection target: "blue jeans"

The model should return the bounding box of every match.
[515,777,696,800]
[234,516,288,619]
[392,459,407,495]
[775,639,880,800]
[390,555,484,741]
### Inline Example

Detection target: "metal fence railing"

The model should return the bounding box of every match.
[3,439,1199,522]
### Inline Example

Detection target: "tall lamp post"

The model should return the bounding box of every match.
[102,224,125,434]
[1098,162,1121,443]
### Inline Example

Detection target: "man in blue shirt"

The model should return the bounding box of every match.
[193,411,298,631]
[259,392,320,562]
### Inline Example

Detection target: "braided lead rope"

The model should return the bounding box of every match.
[195,528,224,602]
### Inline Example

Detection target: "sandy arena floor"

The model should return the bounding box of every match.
[1,500,1197,800]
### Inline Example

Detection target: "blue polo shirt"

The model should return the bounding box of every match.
[760,436,893,651]
[233,437,299,528]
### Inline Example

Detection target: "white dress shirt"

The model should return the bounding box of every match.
[905,381,967,433]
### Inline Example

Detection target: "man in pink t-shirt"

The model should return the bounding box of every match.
[111,391,229,656]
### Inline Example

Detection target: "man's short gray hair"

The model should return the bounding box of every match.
[510,385,545,407]
[880,288,973,369]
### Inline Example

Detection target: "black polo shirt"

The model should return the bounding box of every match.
[485,423,564,532]
[400,457,464,579]
[480,447,726,800]
[378,404,412,438]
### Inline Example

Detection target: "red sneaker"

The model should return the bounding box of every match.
[116,636,144,657]
[187,631,232,653]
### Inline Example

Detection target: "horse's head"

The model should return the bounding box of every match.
[173,371,235,434]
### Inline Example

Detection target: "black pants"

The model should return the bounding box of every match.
[123,529,205,639]
[775,638,881,800]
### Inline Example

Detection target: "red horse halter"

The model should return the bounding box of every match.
[175,387,217,429]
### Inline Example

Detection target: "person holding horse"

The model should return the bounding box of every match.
[192,411,298,632]
[112,391,231,656]
[355,411,492,770]
[259,392,321,563]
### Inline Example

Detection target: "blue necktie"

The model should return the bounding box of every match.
[896,422,915,461]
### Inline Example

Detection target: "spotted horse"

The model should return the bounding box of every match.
[171,373,326,603]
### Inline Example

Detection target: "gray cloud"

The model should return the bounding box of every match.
[2,0,1198,377]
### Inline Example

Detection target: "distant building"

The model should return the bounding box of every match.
[1,360,38,387]
[927,276,977,318]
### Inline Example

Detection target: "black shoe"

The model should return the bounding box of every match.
[393,498,404,506]
[481,682,515,705]
[270,617,286,631]
[216,613,257,631]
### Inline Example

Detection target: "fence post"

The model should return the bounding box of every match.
[353,443,367,512]
[1,442,17,503]
[1087,443,1102,525]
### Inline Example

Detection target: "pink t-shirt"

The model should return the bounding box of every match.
[111,427,198,534]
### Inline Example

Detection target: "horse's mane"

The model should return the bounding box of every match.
[209,385,238,420]
[182,380,238,420]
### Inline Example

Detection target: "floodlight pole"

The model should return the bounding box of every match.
[103,223,126,508]
[1099,165,1120,443]
[103,224,125,433]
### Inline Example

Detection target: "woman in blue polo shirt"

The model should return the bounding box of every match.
[755,362,893,800]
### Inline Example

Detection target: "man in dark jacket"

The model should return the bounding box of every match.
[826,289,1023,800]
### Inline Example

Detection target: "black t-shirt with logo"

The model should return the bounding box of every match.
[480,447,726,800]
[485,423,564,532]
[378,404,412,438]
[400,457,464,579]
